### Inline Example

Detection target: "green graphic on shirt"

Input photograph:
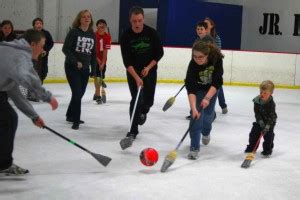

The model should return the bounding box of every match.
[131,39,151,54]
[198,65,214,85]
[132,41,150,50]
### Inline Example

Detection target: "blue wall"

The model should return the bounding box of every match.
[119,0,243,49]
[161,0,243,49]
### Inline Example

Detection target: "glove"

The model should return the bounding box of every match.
[258,120,265,129]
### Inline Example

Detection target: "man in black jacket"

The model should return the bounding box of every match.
[119,6,164,150]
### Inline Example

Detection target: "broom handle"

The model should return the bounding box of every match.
[175,106,203,150]
[252,132,264,153]
[43,125,91,153]
[129,86,142,132]
[174,84,185,98]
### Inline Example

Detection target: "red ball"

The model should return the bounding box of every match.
[140,148,159,166]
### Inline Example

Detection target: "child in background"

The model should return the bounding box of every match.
[204,17,228,115]
[245,80,277,156]
[91,19,111,104]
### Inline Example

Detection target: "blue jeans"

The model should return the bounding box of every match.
[217,86,227,109]
[189,90,217,151]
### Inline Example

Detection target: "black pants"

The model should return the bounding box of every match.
[0,92,18,170]
[246,122,275,152]
[65,64,90,123]
[126,71,157,136]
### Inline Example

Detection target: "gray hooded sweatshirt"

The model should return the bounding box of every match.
[0,38,52,119]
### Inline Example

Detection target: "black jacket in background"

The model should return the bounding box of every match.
[0,32,17,42]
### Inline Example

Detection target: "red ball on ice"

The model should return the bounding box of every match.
[140,148,159,166]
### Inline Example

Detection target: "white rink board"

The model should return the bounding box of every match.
[47,44,300,86]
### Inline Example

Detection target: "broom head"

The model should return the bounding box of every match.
[160,150,177,172]
[162,97,176,112]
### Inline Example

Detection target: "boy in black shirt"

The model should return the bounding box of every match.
[119,6,164,150]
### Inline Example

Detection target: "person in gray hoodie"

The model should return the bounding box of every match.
[0,29,58,175]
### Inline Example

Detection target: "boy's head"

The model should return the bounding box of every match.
[196,21,208,39]
[32,18,44,31]
[23,29,46,60]
[96,19,107,34]
[259,80,275,101]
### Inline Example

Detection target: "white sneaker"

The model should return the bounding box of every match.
[0,164,29,175]
[202,135,211,145]
[187,150,199,160]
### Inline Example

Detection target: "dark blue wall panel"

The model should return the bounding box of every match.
[119,0,243,49]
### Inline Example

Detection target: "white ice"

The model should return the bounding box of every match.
[1,83,300,200]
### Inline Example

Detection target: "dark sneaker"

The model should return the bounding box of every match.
[120,135,135,150]
[102,94,106,104]
[187,150,200,160]
[72,122,79,130]
[185,115,191,120]
[93,94,97,101]
[222,107,228,114]
[0,164,29,175]
[261,150,272,157]
[102,81,107,88]
[96,96,103,104]
[138,113,147,125]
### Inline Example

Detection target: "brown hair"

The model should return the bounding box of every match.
[260,80,275,93]
[192,40,224,62]
[204,17,217,38]
[72,10,94,31]
[1,20,14,31]
[32,17,43,27]
[129,6,144,17]
[22,29,45,44]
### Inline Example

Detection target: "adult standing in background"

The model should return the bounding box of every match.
[204,17,228,115]
[0,20,17,42]
[62,10,96,130]
[119,6,164,150]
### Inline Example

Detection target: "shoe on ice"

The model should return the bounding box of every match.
[261,150,272,157]
[0,164,29,175]
[102,94,106,104]
[120,135,135,150]
[187,150,199,160]
[96,96,103,104]
[72,122,79,130]
[222,107,228,114]
[202,135,211,145]
[138,113,147,125]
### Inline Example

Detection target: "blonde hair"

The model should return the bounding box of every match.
[72,10,94,31]
[260,80,275,93]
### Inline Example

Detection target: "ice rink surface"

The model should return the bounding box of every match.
[1,83,300,200]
